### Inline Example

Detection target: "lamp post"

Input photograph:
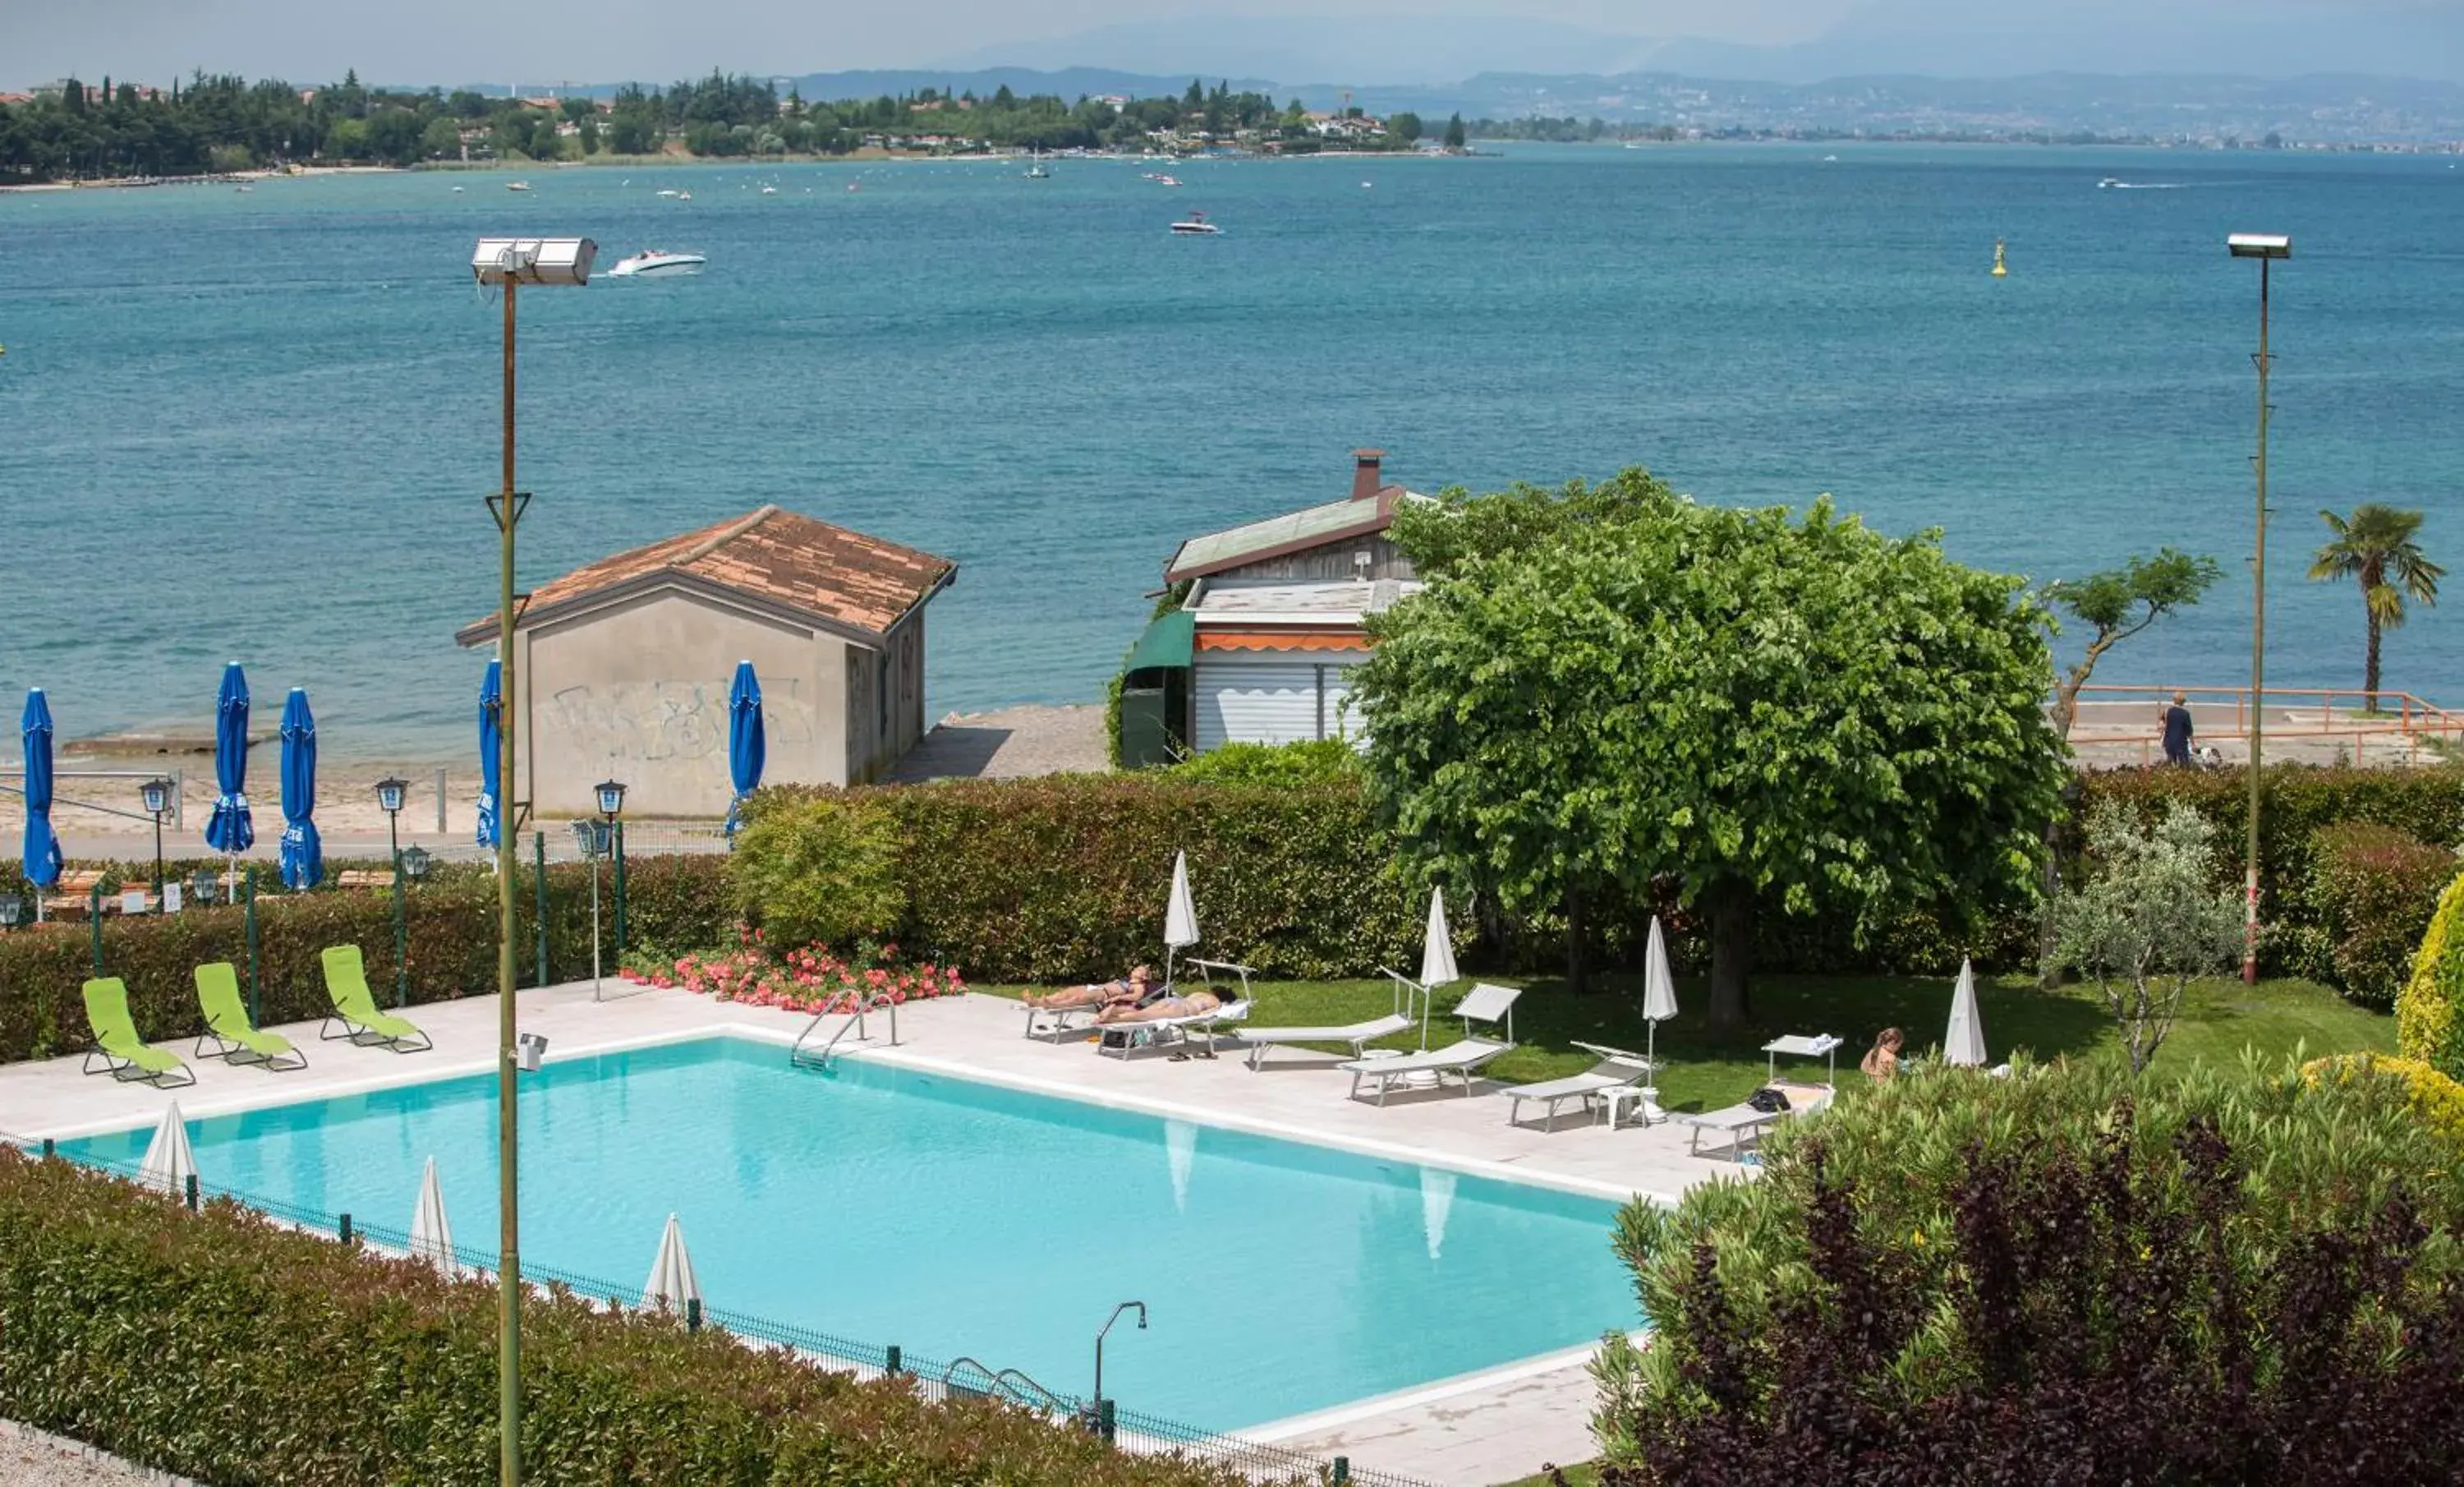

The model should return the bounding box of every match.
[471,233,595,1487]
[377,776,410,1006]
[139,777,172,913]
[595,777,627,964]
[0,895,22,930]
[400,844,431,1009]
[571,817,608,999]
[2228,232,2290,985]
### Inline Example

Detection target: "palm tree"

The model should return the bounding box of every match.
[2310,504,2443,712]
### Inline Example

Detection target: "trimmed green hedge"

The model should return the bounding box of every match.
[0,854,733,1062]
[745,776,1428,983]
[0,1147,1251,1486]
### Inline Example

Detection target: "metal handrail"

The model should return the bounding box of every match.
[788,992,900,1070]
[942,1356,1069,1413]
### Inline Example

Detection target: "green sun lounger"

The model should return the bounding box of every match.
[319,945,432,1053]
[195,961,306,1070]
[81,978,195,1088]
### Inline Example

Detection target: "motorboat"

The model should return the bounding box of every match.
[1170,211,1220,235]
[760,183,778,194]
[655,188,680,198]
[607,249,707,279]
[506,181,532,192]
[1155,173,1183,187]
[677,190,692,200]
[2099,177,2121,189]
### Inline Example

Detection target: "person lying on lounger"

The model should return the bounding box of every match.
[1093,987,1225,1025]
[1026,965,1156,1011]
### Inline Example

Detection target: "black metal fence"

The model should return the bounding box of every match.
[6,1135,1434,1487]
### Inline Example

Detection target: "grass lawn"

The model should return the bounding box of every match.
[983,968,2393,1113]
[1503,1469,1597,1487]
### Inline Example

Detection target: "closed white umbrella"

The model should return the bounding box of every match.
[1415,887,1459,1052]
[1944,959,1988,1068]
[641,1212,703,1314]
[1164,850,1199,987]
[136,1101,196,1198]
[408,1156,464,1278]
[1640,917,1680,1120]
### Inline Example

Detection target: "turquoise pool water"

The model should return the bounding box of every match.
[57,1037,1635,1429]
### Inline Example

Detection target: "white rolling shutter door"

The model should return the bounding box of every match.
[1194,655,1370,753]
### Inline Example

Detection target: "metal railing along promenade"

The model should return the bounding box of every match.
[2062,684,2464,768]
[1,1135,1432,1487]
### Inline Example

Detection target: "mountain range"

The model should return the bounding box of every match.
[932,2,2464,90]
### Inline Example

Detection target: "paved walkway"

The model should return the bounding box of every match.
[891,703,1110,781]
[0,987,1749,1485]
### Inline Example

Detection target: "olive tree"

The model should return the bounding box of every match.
[1356,473,2064,1022]
[2053,800,2243,1073]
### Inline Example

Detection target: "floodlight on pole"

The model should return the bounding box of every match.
[471,232,593,1487]
[2227,230,2289,984]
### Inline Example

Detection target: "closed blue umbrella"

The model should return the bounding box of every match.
[725,660,764,837]
[476,660,502,850]
[204,662,253,855]
[20,690,64,909]
[278,688,321,891]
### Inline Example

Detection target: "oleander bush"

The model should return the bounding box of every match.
[1587,1058,2464,1486]
[0,1147,1256,1487]
[0,855,732,1062]
[2304,822,2453,1006]
[2400,869,2464,1081]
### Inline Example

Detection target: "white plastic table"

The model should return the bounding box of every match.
[1762,1033,1843,1088]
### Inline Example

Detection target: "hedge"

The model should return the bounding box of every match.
[2401,869,2464,1081]
[2302,822,2454,1006]
[1594,1057,2464,1484]
[0,854,733,1063]
[744,776,1428,984]
[0,1148,1253,1487]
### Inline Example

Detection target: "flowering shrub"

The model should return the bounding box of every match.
[624,929,963,1015]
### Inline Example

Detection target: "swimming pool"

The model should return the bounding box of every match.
[57,1036,1636,1430]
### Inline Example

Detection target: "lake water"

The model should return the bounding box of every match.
[2,145,2460,761]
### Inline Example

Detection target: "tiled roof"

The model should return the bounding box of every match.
[1165,487,1414,582]
[458,505,954,643]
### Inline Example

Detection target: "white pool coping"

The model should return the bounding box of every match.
[1,984,1747,1485]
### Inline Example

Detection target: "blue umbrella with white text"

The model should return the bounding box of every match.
[277,688,322,890]
[477,661,502,851]
[20,689,64,920]
[204,663,253,895]
[725,660,764,837]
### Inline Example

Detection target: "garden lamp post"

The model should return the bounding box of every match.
[2228,232,2290,985]
[399,844,431,1008]
[0,895,22,930]
[377,776,410,1006]
[597,777,627,955]
[139,776,173,912]
[572,817,609,998]
[471,233,595,1487]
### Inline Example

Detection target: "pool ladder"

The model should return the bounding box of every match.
[789,993,900,1071]
[943,1356,1069,1414]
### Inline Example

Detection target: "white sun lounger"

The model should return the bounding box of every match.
[1499,1042,1658,1129]
[1339,982,1522,1105]
[1097,998,1254,1059]
[1239,968,1421,1070]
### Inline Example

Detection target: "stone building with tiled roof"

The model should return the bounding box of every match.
[457,505,955,815]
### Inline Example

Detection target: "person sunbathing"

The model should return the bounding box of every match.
[1027,965,1156,1011]
[1094,987,1225,1025]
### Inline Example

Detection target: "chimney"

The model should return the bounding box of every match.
[1350,449,1386,501]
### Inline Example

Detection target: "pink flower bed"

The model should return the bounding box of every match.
[621,928,964,1015]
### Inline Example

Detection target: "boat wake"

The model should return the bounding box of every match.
[2100,179,2191,190]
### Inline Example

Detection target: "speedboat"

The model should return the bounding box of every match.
[1170,211,1220,235]
[1155,174,1183,187]
[506,181,531,192]
[2099,177,2121,188]
[607,249,706,279]
[760,183,778,195]
[677,190,692,200]
[655,188,680,198]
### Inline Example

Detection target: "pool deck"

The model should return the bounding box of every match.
[0,984,1760,1486]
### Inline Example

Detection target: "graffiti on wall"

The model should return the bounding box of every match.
[545,677,811,765]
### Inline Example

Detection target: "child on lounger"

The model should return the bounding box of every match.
[1026,965,1156,1011]
[1093,987,1224,1025]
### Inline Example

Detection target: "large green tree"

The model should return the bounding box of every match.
[1357,472,2063,1021]
[2310,504,2442,711]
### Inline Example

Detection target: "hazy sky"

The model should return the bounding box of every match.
[2,0,2429,89]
